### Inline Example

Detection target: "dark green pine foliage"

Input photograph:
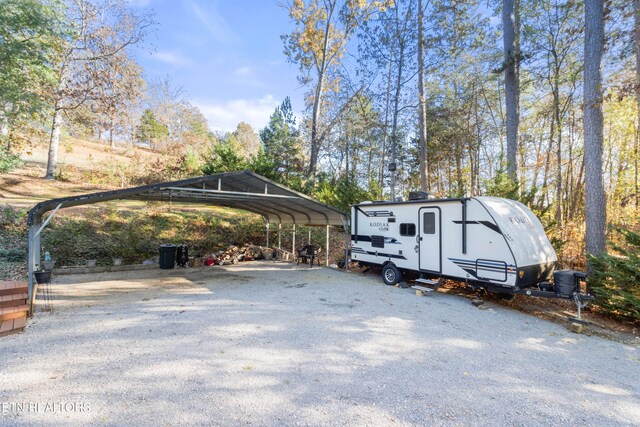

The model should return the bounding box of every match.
[135,109,169,149]
[259,97,303,181]
[589,227,640,322]
[201,141,246,175]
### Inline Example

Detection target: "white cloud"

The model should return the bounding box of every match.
[184,0,239,44]
[194,95,279,132]
[152,50,193,67]
[234,66,252,77]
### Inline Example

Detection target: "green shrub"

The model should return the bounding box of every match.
[589,226,640,322]
[202,142,247,175]
[313,174,376,213]
[0,146,23,173]
[0,205,25,228]
[0,248,26,262]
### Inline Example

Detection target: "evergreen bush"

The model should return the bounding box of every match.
[589,226,640,322]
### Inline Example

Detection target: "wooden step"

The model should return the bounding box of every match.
[415,278,439,286]
[0,304,29,322]
[0,281,28,297]
[0,292,28,308]
[0,315,26,337]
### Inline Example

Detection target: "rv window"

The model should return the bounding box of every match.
[423,212,436,234]
[399,223,416,236]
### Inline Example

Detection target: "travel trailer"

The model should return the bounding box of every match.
[350,192,591,307]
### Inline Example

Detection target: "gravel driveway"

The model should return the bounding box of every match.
[1,261,639,426]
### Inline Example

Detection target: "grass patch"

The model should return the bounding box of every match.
[0,203,266,278]
[42,205,266,266]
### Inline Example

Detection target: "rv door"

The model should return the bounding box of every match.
[418,207,441,273]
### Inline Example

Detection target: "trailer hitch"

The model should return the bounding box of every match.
[515,270,593,322]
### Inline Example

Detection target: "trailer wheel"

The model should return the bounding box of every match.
[382,263,401,286]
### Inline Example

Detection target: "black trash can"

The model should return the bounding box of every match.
[159,244,177,269]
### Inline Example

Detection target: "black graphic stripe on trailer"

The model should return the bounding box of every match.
[365,251,406,260]
[351,248,406,260]
[448,258,517,275]
[358,210,395,217]
[452,220,502,235]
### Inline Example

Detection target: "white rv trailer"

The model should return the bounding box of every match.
[351,194,589,302]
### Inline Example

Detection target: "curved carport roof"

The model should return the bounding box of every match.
[28,170,347,226]
[26,171,349,311]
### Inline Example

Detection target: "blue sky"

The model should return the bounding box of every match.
[131,0,304,132]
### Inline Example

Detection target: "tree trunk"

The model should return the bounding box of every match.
[45,108,63,180]
[389,42,404,201]
[0,116,8,141]
[109,118,115,148]
[367,142,373,184]
[379,53,394,191]
[418,0,429,192]
[502,0,519,186]
[573,155,585,218]
[635,0,640,210]
[531,117,546,193]
[584,0,607,263]
[553,65,563,228]
[309,70,326,178]
[345,128,349,177]
[307,2,336,180]
[564,112,575,222]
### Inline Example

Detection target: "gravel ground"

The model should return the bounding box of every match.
[1,261,639,426]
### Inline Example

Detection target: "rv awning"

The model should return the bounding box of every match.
[28,170,348,226]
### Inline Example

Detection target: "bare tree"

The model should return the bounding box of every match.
[528,0,583,229]
[282,0,386,180]
[44,0,153,179]
[583,0,606,262]
[94,51,144,147]
[388,1,416,200]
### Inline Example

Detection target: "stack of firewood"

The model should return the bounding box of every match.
[189,244,297,267]
[207,244,294,265]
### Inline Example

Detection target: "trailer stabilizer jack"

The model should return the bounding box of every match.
[514,287,594,321]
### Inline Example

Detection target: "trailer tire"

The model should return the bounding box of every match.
[382,263,401,286]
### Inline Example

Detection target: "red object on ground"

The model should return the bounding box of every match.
[204,257,215,266]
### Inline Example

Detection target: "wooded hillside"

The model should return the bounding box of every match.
[1,0,638,320]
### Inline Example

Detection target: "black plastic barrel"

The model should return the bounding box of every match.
[553,270,577,297]
[176,244,189,267]
[159,244,177,269]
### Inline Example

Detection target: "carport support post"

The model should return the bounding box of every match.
[308,228,311,244]
[341,217,350,271]
[326,225,330,266]
[278,223,281,249]
[292,224,296,253]
[27,220,41,315]
[265,222,270,247]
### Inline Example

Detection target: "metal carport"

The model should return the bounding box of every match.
[26,170,349,311]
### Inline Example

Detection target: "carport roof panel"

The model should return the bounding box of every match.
[28,170,348,225]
